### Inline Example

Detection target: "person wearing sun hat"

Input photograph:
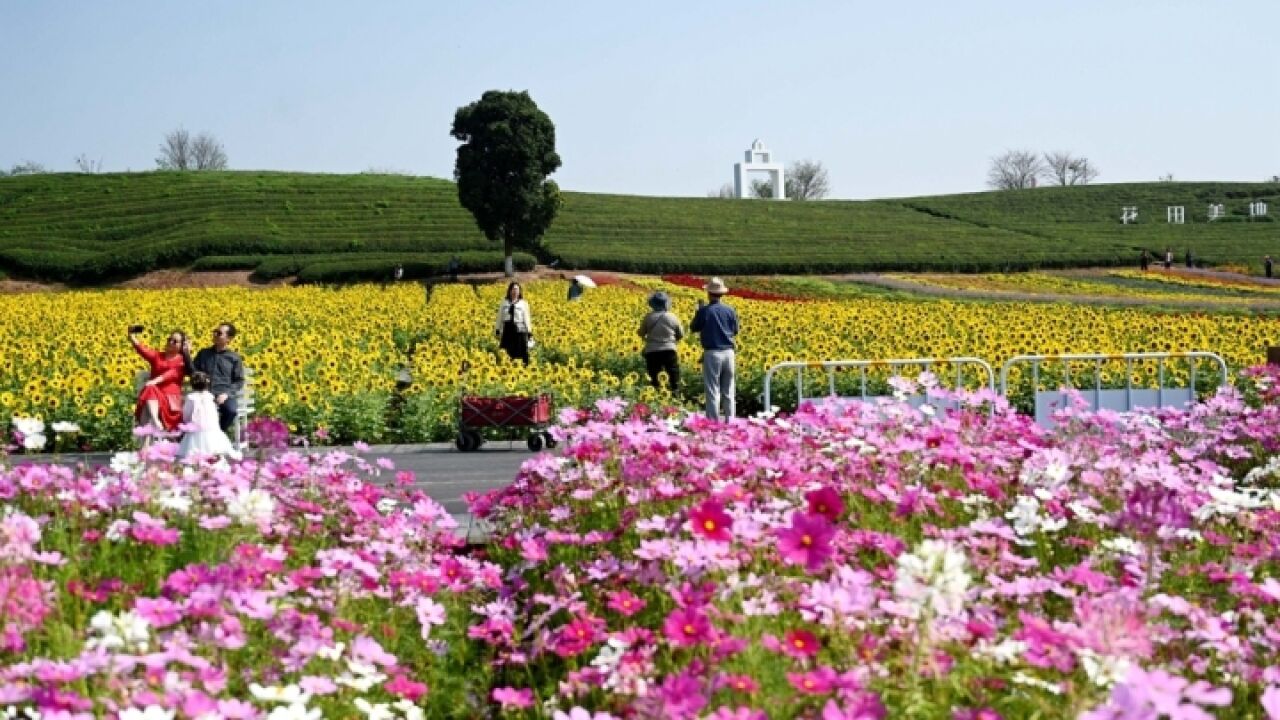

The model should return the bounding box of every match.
[638,290,685,392]
[690,276,739,420]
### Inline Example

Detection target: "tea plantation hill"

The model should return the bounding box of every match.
[0,171,1275,283]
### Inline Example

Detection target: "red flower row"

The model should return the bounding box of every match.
[661,274,804,302]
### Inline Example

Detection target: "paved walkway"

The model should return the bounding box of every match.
[14,441,536,544]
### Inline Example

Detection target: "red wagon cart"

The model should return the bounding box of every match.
[456,393,557,452]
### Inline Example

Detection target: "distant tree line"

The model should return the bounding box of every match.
[987,150,1099,190]
[0,128,228,176]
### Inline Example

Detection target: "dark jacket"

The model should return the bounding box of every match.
[190,347,244,396]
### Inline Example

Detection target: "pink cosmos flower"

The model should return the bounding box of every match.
[783,628,821,659]
[689,499,733,542]
[806,486,845,521]
[386,674,428,701]
[788,666,839,695]
[706,708,767,720]
[492,686,535,709]
[776,512,836,572]
[552,709,617,720]
[553,614,604,658]
[663,606,714,647]
[606,589,647,617]
[717,674,759,694]
[1262,686,1280,719]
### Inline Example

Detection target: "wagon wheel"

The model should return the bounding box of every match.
[526,432,545,452]
[455,432,474,452]
[468,430,485,449]
[542,431,558,449]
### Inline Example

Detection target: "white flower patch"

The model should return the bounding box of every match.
[974,638,1028,665]
[250,683,312,705]
[892,539,971,620]
[227,488,276,526]
[1100,537,1143,557]
[118,707,175,720]
[1079,649,1132,688]
[1011,671,1064,695]
[87,610,151,652]
[1005,495,1067,544]
[1193,485,1278,522]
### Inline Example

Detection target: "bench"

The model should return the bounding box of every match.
[231,368,255,447]
[133,367,255,445]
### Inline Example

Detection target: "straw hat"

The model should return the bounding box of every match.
[703,277,729,295]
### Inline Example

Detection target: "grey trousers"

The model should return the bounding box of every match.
[702,348,736,420]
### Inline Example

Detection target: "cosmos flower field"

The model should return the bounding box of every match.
[5,367,1280,718]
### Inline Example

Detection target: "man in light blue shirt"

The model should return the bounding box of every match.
[690,276,739,420]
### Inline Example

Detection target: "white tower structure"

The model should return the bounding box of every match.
[734,139,785,199]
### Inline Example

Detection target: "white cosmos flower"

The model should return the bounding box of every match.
[265,705,321,720]
[87,610,151,652]
[892,539,971,620]
[227,488,276,526]
[118,707,175,720]
[1079,649,1132,688]
[51,421,80,434]
[353,699,395,720]
[110,451,142,474]
[249,683,311,705]
[11,416,44,436]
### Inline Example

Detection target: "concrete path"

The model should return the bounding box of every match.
[14,441,536,543]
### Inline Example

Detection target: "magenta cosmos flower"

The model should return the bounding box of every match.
[606,589,647,617]
[805,486,845,521]
[783,628,821,659]
[663,606,715,647]
[776,512,836,572]
[690,500,733,542]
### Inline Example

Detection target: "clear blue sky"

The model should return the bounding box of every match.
[3,0,1277,199]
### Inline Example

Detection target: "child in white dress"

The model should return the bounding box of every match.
[178,372,241,460]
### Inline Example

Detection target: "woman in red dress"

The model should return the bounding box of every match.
[130,328,189,433]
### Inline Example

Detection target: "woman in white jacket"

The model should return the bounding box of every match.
[495,281,533,364]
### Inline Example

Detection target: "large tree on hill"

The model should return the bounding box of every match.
[987,150,1044,190]
[451,91,562,277]
[156,128,228,171]
[1042,151,1098,186]
[785,159,830,200]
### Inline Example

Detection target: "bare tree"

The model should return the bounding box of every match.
[1042,151,1098,186]
[157,128,193,170]
[784,159,830,200]
[987,150,1043,190]
[157,128,227,170]
[190,133,228,170]
[74,154,103,173]
[706,182,736,198]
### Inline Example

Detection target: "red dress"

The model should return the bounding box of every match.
[133,343,187,431]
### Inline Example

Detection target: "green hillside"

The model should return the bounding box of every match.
[0,171,1275,282]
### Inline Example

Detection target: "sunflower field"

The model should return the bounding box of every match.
[2,279,1279,451]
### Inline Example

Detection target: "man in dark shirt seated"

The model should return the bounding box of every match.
[189,323,245,434]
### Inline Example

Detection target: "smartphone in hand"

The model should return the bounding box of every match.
[128,324,145,334]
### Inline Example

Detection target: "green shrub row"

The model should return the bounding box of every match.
[2,172,1277,282]
[295,252,535,283]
